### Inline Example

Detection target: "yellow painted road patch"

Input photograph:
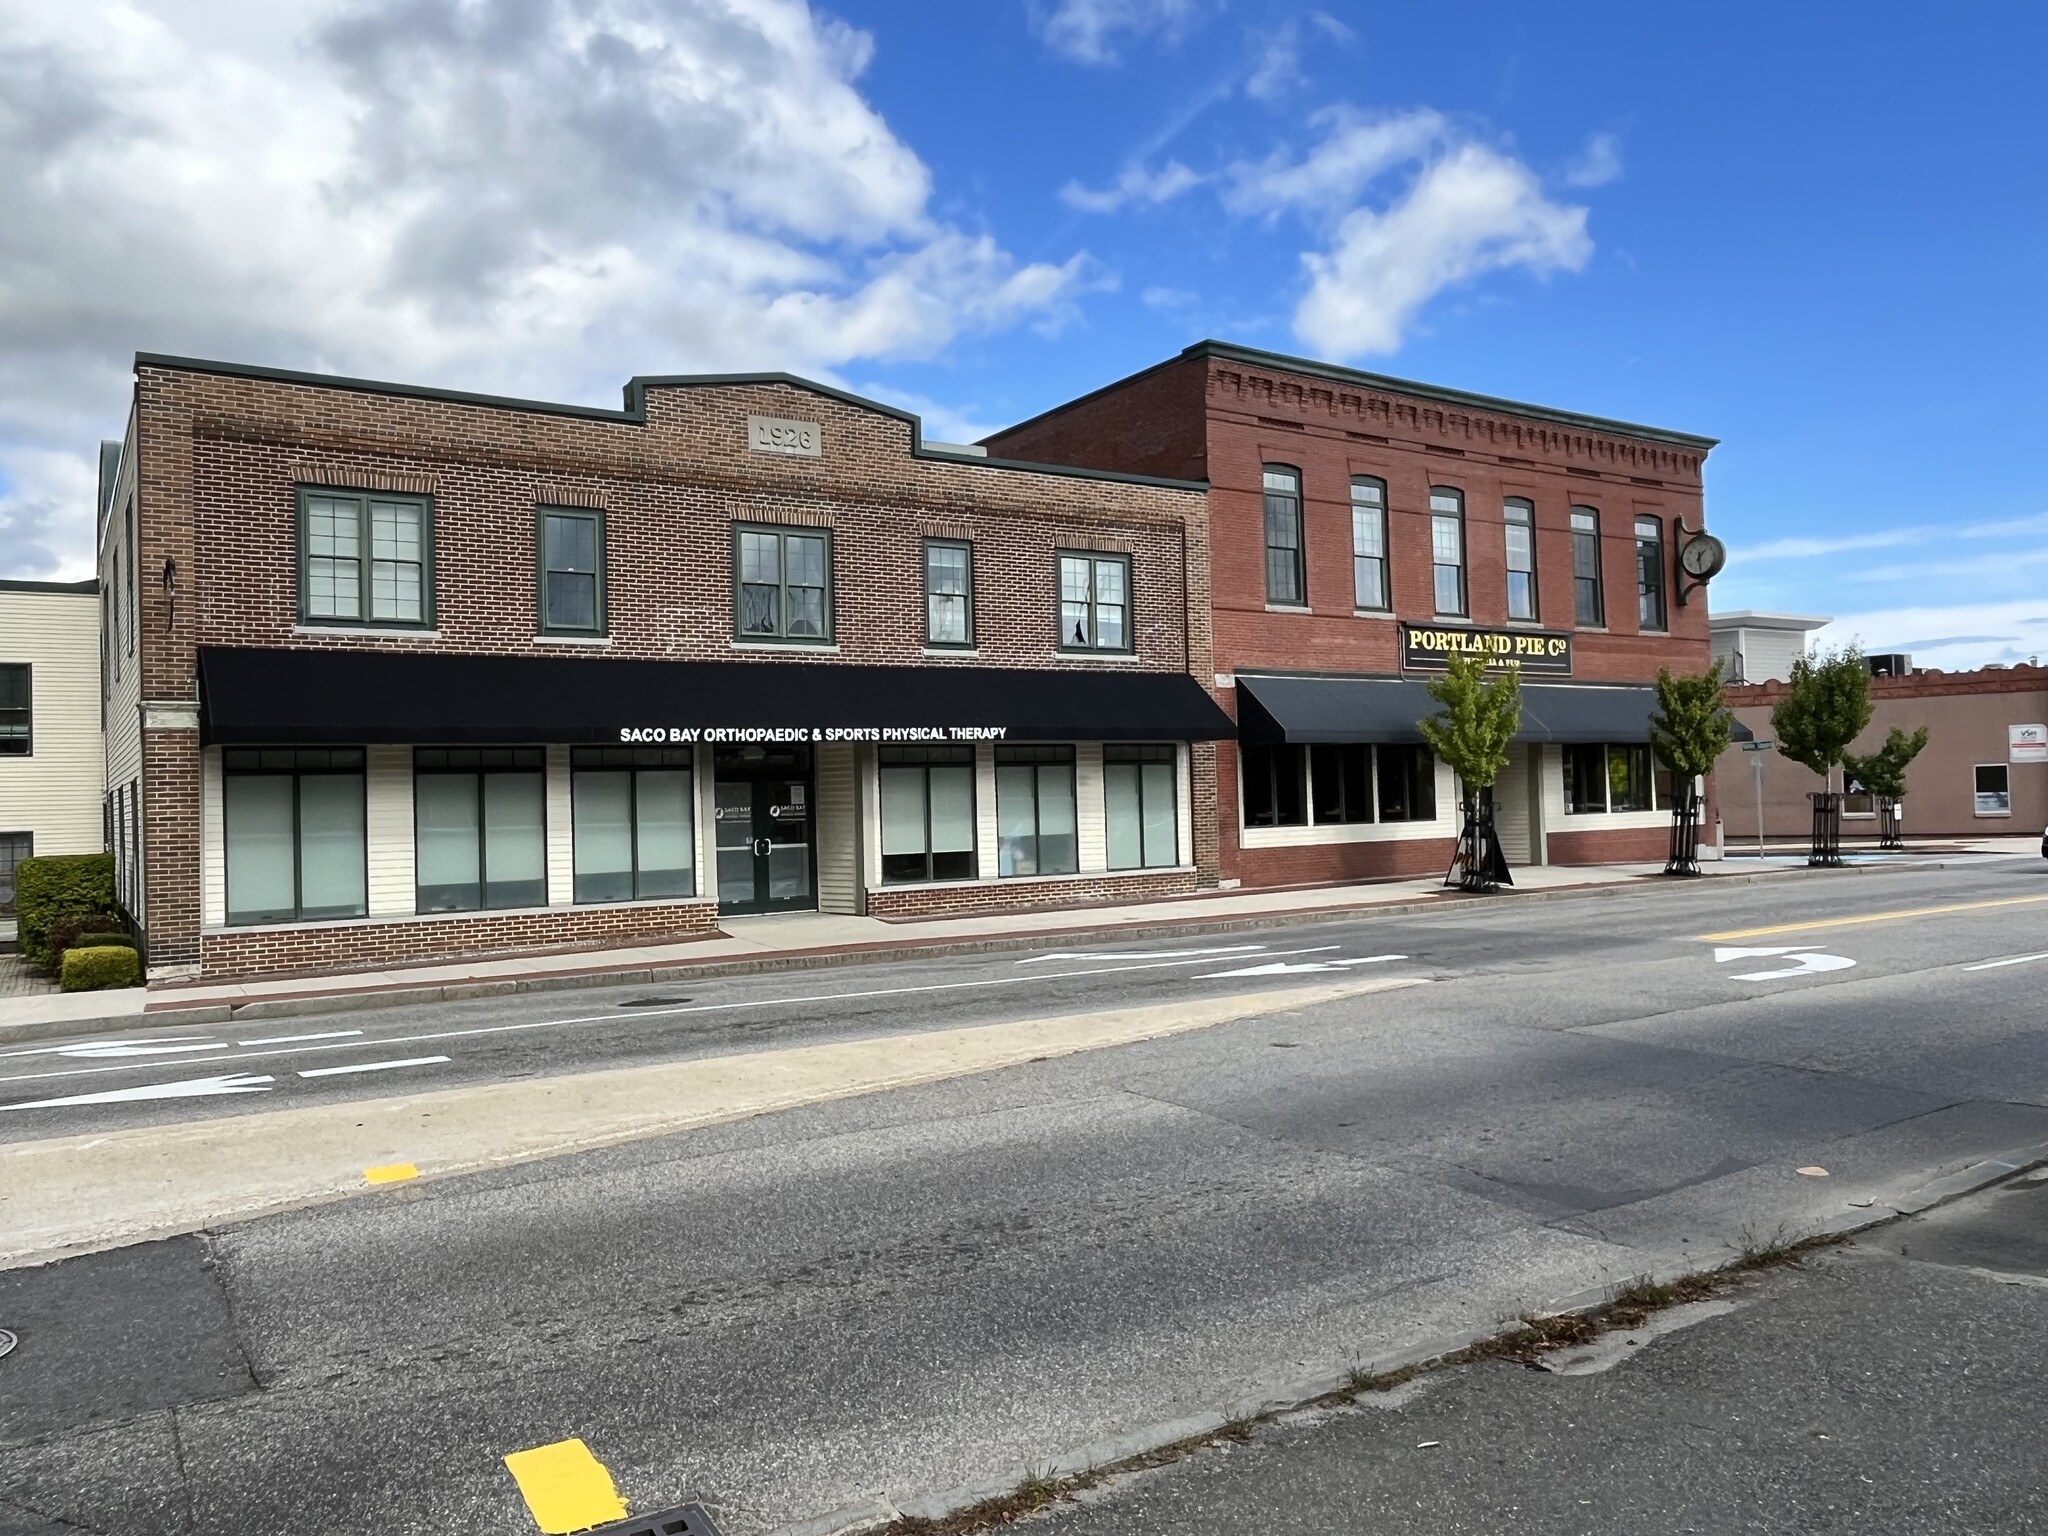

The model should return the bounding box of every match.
[364,1162,419,1185]
[1696,893,2048,943]
[504,1438,627,1533]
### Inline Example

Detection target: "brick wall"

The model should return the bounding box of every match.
[197,899,719,981]
[1546,826,1670,865]
[865,867,1198,919]
[1235,837,1452,887]
[980,355,1210,483]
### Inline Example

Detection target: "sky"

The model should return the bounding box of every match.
[2,0,2044,670]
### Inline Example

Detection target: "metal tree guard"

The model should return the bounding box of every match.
[1445,791,1514,893]
[1808,790,1845,867]
[1664,783,1703,875]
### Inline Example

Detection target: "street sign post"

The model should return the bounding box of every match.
[1743,739,1775,860]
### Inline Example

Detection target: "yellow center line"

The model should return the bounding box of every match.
[504,1439,627,1534]
[1695,892,2048,942]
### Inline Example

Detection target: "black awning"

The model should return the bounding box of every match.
[1236,674,1661,745]
[197,646,1235,746]
[1730,716,1756,743]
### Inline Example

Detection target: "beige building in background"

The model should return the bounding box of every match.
[0,578,105,919]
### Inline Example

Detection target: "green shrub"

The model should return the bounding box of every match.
[46,911,129,964]
[74,930,136,952]
[60,945,142,992]
[16,854,117,970]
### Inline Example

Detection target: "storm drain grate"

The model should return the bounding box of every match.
[618,996,694,1008]
[584,1504,725,1536]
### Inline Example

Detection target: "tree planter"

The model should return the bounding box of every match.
[1446,792,1513,894]
[1664,785,1705,876]
[1808,791,1845,867]
[1877,797,1903,850]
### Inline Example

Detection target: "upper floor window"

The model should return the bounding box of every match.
[538,510,605,635]
[924,540,974,648]
[1635,515,1666,631]
[1571,507,1604,626]
[1351,478,1388,611]
[1430,488,1466,616]
[0,664,28,755]
[125,496,136,656]
[735,525,832,643]
[299,490,432,628]
[1504,499,1537,622]
[1263,466,1305,606]
[1058,552,1130,652]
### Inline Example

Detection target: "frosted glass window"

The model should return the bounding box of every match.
[997,746,1077,877]
[297,773,367,918]
[1106,745,1178,870]
[880,746,976,882]
[880,767,928,857]
[483,772,547,908]
[222,750,366,925]
[415,772,482,911]
[634,770,694,898]
[224,775,297,925]
[572,749,695,902]
[572,770,635,902]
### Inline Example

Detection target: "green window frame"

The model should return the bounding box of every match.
[995,744,1078,876]
[537,509,606,636]
[413,747,548,912]
[569,746,695,901]
[1263,465,1306,606]
[924,540,975,648]
[1105,743,1179,869]
[1057,551,1132,653]
[297,488,434,628]
[734,524,833,644]
[222,748,368,925]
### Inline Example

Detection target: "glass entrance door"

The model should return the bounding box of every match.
[712,748,816,915]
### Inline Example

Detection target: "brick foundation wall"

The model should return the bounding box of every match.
[865,868,1199,919]
[1235,837,1451,887]
[1546,826,1670,865]
[141,728,201,970]
[197,899,720,982]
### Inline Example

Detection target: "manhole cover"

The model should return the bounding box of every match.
[587,1504,723,1536]
[0,1329,16,1361]
[619,996,694,1008]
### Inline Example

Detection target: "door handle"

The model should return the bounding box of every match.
[753,837,771,857]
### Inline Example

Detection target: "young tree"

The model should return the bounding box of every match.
[1417,653,1522,892]
[1841,725,1930,850]
[1650,661,1735,876]
[1770,645,1875,866]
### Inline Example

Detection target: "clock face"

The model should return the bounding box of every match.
[1680,532,1726,579]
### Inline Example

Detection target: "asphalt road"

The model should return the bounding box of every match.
[3,861,2048,1535]
[1028,1172,2048,1536]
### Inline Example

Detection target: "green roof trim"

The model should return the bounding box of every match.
[131,353,1209,493]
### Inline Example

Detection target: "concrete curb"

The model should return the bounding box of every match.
[761,1135,2048,1536]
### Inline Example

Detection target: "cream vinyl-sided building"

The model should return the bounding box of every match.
[0,578,105,918]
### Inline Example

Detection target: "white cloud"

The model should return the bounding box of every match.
[1224,107,1446,216]
[1060,159,1202,213]
[1814,603,2048,672]
[1031,0,1203,64]
[0,0,1091,578]
[1244,23,1302,103]
[1291,141,1592,357]
[1563,131,1623,188]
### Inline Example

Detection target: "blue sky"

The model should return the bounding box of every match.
[4,0,2044,669]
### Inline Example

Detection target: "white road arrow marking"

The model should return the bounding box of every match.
[296,1056,450,1078]
[0,1072,275,1110]
[0,1035,222,1061]
[1197,954,1407,979]
[1713,945,1856,981]
[1018,945,1267,964]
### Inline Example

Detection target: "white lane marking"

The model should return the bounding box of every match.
[236,1029,366,1046]
[297,1055,451,1079]
[0,1073,276,1110]
[0,1035,221,1061]
[1197,953,1405,978]
[1963,951,2048,972]
[1016,945,1267,964]
[39,1040,228,1060]
[0,946,1362,1091]
[1713,944,1856,982]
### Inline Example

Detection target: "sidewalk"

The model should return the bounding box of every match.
[0,855,1826,1040]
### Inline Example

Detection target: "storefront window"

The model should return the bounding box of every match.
[223,748,367,925]
[1376,745,1436,823]
[879,746,977,882]
[1975,764,2011,816]
[996,745,1077,876]
[1310,744,1374,824]
[414,748,546,911]
[1241,743,1306,827]
[571,747,693,901]
[1565,744,1659,814]
[1106,744,1178,869]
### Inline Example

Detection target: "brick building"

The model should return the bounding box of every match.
[985,341,1726,885]
[102,356,1229,982]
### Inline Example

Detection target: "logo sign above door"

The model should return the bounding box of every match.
[1400,624,1573,676]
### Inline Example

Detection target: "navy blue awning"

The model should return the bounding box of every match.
[1236,674,1669,745]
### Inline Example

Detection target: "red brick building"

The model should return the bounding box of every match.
[986,341,1725,886]
[100,356,1229,982]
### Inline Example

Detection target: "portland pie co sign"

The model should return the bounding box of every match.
[1401,624,1574,676]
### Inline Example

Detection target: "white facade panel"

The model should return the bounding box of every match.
[1075,741,1106,872]
[366,745,416,916]
[545,744,574,906]
[0,586,105,864]
[815,741,859,914]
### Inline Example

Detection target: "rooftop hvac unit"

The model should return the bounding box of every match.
[1867,652,1913,677]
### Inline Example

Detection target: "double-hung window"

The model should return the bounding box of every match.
[414,748,547,912]
[1504,499,1538,622]
[1564,744,1657,814]
[735,525,832,643]
[1263,466,1305,605]
[538,510,605,635]
[222,749,367,925]
[1635,516,1666,631]
[1571,508,1604,626]
[924,541,974,648]
[571,747,694,902]
[879,746,977,882]
[1058,553,1130,652]
[1105,744,1178,869]
[1430,488,1466,616]
[995,745,1077,876]
[0,664,28,755]
[299,490,432,627]
[1351,478,1388,611]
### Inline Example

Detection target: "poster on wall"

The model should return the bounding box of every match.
[2012,724,2048,764]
